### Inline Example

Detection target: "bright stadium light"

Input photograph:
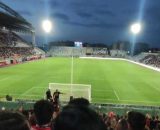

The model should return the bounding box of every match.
[130,23,142,34]
[42,19,52,33]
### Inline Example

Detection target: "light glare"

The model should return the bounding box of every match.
[42,20,52,33]
[130,23,142,34]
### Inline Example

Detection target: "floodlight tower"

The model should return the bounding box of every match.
[41,19,52,49]
[42,19,52,33]
[130,22,142,55]
[32,30,36,47]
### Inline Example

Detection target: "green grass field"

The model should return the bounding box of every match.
[0,57,160,106]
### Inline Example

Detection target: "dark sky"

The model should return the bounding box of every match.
[1,0,160,47]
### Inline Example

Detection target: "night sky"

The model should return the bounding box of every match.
[1,0,160,47]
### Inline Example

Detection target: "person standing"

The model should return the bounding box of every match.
[46,89,52,101]
[53,89,63,104]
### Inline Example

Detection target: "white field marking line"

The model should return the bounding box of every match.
[0,93,42,97]
[0,77,9,81]
[80,57,160,72]
[54,89,89,91]
[145,81,160,93]
[19,87,48,98]
[19,94,42,97]
[50,88,89,91]
[49,82,91,87]
[119,99,160,104]
[113,90,120,100]
[0,93,23,96]
[32,87,47,89]
[80,57,121,60]
[19,87,35,97]
[125,59,160,72]
[149,85,160,92]
[92,98,160,104]
[92,98,116,101]
[92,90,113,92]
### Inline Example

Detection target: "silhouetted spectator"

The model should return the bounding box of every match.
[32,99,54,130]
[0,111,30,130]
[54,105,106,130]
[68,97,90,107]
[127,111,146,130]
[116,119,128,130]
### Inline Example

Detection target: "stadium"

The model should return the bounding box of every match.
[0,1,160,130]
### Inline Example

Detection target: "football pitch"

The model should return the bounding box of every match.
[0,57,160,106]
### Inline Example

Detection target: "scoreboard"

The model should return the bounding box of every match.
[74,41,83,47]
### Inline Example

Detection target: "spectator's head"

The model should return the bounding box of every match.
[54,105,106,130]
[156,123,160,130]
[127,111,145,130]
[68,97,90,107]
[0,111,30,130]
[34,99,54,126]
[116,119,128,130]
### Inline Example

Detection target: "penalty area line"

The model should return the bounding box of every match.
[113,90,120,100]
[19,87,35,97]
[0,77,9,81]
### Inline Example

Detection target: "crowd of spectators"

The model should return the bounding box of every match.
[0,30,34,60]
[140,55,160,68]
[0,47,33,59]
[0,98,160,130]
[0,31,18,47]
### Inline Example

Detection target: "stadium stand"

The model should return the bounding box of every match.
[110,50,128,58]
[0,47,33,58]
[0,30,15,46]
[131,52,149,62]
[48,46,109,57]
[0,2,45,67]
[48,46,85,57]
[140,54,160,68]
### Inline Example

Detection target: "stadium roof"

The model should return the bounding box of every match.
[0,1,34,33]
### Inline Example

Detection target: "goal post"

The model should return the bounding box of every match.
[49,83,91,102]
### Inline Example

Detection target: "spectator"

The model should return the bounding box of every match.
[32,99,54,130]
[54,105,106,130]
[150,116,156,130]
[68,97,90,107]
[116,119,128,130]
[140,55,160,68]
[127,111,145,130]
[0,111,30,130]
[156,123,160,130]
[0,47,33,59]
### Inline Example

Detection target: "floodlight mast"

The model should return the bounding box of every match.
[31,30,36,47]
[41,19,53,50]
[130,22,142,55]
[70,47,74,97]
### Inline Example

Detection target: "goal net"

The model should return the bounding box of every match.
[49,83,91,102]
